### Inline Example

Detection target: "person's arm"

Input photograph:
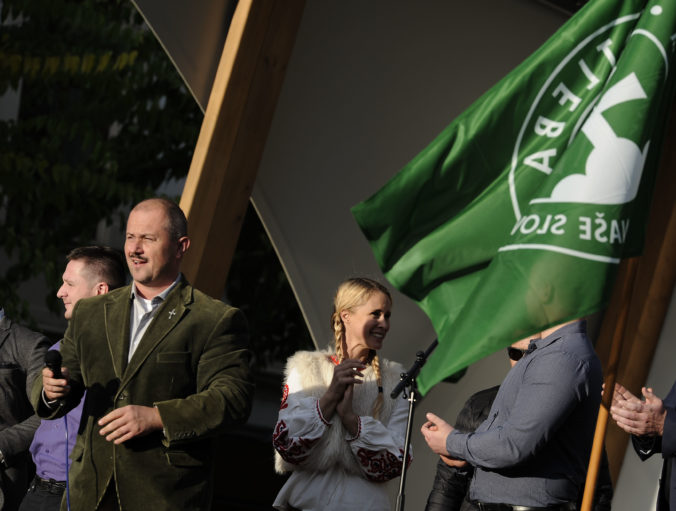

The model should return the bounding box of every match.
[154,307,253,446]
[320,358,365,430]
[424,458,473,511]
[631,434,661,460]
[0,328,51,464]
[446,352,588,469]
[346,386,412,482]
[273,362,333,467]
[424,386,497,511]
[30,317,85,419]
[659,399,676,458]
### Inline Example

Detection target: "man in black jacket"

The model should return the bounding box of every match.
[0,308,51,510]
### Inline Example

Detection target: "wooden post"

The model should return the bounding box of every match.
[581,258,638,511]
[179,0,305,298]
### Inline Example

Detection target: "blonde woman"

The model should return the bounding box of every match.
[273,278,411,511]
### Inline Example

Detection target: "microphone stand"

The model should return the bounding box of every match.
[392,339,438,511]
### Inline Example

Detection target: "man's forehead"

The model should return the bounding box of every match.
[63,259,91,281]
[64,258,84,274]
[126,206,170,232]
[126,225,166,235]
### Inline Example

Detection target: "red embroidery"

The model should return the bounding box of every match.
[330,355,340,365]
[272,420,320,465]
[356,448,406,482]
[280,384,289,410]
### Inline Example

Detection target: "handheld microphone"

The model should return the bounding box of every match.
[44,350,63,379]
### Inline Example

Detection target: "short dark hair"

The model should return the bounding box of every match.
[67,246,127,290]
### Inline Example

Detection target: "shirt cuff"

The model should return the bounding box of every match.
[154,405,167,437]
[346,416,362,442]
[446,429,466,457]
[41,389,60,410]
[315,399,331,427]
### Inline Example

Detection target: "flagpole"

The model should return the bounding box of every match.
[580,257,639,511]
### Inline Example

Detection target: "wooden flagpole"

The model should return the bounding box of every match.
[580,257,639,511]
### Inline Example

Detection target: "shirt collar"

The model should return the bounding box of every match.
[130,273,182,303]
[530,319,587,351]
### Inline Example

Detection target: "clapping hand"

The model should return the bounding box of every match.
[610,382,666,437]
[327,359,365,399]
[319,358,365,422]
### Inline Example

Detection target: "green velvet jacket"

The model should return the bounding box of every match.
[31,277,254,511]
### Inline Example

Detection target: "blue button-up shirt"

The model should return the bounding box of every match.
[446,320,602,507]
[29,342,85,481]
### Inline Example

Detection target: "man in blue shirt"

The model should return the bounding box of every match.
[19,246,126,511]
[421,320,602,510]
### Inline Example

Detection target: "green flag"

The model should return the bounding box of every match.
[352,0,676,395]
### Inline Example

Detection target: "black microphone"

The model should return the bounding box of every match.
[390,339,438,399]
[44,350,63,379]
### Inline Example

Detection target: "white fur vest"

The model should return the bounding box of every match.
[274,350,404,475]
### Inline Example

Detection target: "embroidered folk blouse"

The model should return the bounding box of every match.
[272,350,410,510]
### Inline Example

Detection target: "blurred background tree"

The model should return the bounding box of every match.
[0,0,312,366]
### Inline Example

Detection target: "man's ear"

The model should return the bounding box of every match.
[95,282,109,296]
[177,236,190,257]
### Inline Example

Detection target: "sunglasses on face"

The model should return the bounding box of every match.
[507,347,528,362]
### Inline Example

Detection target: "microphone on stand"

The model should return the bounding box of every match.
[390,339,438,399]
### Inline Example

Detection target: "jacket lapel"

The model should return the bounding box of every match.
[120,280,192,386]
[104,288,133,378]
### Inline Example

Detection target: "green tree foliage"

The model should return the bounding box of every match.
[0,0,201,318]
[0,0,312,364]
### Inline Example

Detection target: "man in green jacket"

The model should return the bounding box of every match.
[32,198,254,511]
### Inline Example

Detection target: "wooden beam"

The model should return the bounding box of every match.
[179,0,305,297]
[595,96,676,483]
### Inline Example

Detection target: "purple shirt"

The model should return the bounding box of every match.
[29,342,85,481]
